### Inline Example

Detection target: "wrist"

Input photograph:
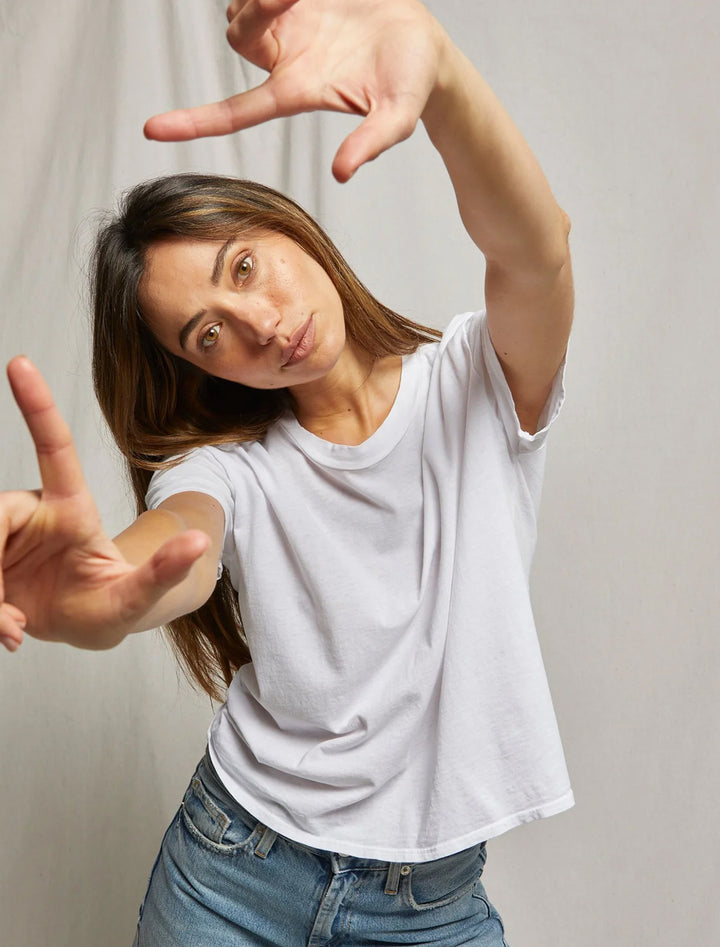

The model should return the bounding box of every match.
[421,33,472,130]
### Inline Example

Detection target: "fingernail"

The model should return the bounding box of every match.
[1,635,19,653]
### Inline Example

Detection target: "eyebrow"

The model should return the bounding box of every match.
[178,237,235,351]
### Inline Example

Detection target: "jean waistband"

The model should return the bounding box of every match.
[198,747,485,895]
[198,748,419,892]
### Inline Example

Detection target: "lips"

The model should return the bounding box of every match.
[281,315,315,367]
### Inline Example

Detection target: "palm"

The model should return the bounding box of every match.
[2,486,131,642]
[144,0,443,181]
[1,359,205,650]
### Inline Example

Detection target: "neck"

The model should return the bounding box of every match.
[288,343,402,445]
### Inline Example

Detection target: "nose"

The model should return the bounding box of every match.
[227,302,281,346]
[252,311,281,346]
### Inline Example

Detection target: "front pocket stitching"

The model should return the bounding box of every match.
[180,801,264,856]
[189,776,231,836]
[405,874,479,912]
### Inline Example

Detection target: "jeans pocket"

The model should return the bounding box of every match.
[180,764,265,855]
[406,842,488,911]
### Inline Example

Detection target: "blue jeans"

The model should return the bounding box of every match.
[132,751,510,946]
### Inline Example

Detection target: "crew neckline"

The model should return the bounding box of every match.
[277,350,423,470]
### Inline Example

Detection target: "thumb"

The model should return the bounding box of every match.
[331,106,418,183]
[116,530,210,621]
[145,529,210,586]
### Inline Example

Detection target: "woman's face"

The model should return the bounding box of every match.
[139,232,347,390]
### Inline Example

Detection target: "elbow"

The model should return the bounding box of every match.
[542,206,572,273]
[531,204,572,273]
[558,206,572,237]
[487,205,572,282]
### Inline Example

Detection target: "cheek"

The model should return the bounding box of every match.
[333,300,347,344]
[318,311,347,369]
[320,281,344,326]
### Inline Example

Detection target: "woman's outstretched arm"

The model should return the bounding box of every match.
[0,358,223,653]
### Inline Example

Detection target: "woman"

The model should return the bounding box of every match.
[0,1,575,944]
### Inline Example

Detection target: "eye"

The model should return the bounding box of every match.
[235,253,254,281]
[200,324,221,350]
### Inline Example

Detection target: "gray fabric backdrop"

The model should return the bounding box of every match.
[1,1,718,944]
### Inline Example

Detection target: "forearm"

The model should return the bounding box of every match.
[112,508,216,637]
[422,36,570,273]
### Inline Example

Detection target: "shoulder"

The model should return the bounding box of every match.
[440,310,483,342]
[437,310,487,359]
[145,443,249,512]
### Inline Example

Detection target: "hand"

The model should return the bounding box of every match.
[143,0,447,182]
[0,358,209,653]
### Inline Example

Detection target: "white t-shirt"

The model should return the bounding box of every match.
[146,310,574,861]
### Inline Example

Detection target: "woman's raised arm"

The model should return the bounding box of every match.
[0,358,222,653]
[420,47,574,434]
[144,0,573,434]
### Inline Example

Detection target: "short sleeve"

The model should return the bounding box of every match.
[441,310,566,455]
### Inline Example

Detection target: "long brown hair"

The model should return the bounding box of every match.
[91,173,440,700]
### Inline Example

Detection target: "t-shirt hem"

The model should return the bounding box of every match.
[208,739,574,861]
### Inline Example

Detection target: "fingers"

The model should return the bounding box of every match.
[226,0,245,22]
[331,105,418,182]
[225,0,300,55]
[144,80,289,141]
[6,357,87,499]
[0,602,26,653]
[0,490,41,601]
[0,488,40,652]
[145,0,307,140]
[2,603,26,624]
[226,0,298,23]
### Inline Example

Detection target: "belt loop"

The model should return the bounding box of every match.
[254,825,278,859]
[384,862,401,896]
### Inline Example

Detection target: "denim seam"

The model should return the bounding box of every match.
[336,873,364,942]
[134,806,183,939]
[470,889,492,918]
